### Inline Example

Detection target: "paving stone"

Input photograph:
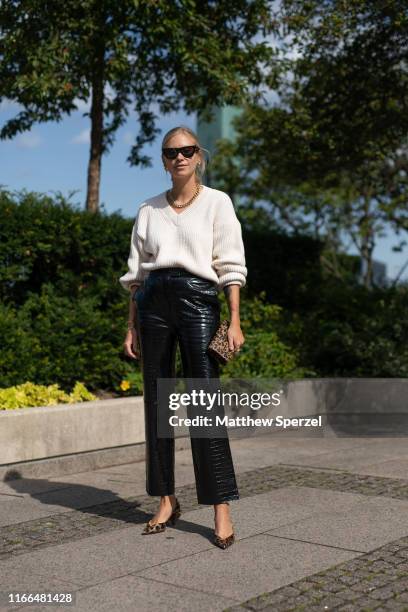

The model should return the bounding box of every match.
[370,601,408,611]
[396,592,408,603]
[2,463,408,612]
[226,533,408,611]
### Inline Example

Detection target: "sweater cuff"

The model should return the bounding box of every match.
[119,273,145,293]
[218,272,246,290]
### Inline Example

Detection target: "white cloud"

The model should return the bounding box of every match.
[74,97,91,113]
[71,128,90,144]
[16,131,42,148]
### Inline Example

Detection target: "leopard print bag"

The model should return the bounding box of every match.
[207,319,236,365]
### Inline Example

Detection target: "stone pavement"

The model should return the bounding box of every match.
[1,433,408,611]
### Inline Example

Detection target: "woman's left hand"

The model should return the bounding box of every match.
[228,321,245,353]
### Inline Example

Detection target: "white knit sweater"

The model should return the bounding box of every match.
[119,185,247,293]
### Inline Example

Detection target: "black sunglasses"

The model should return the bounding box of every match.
[162,145,200,159]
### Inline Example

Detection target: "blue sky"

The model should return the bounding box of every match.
[1,100,407,283]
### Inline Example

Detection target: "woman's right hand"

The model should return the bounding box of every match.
[123,328,140,360]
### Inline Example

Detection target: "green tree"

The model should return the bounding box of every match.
[278,0,408,171]
[211,1,408,287]
[0,0,276,212]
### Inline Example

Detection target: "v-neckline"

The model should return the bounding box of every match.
[160,184,207,226]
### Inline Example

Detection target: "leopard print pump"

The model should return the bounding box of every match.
[213,530,235,549]
[213,502,235,549]
[142,498,181,535]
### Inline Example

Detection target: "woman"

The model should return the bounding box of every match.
[119,125,247,550]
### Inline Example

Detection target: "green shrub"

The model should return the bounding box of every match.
[243,228,324,312]
[282,283,408,377]
[220,291,312,379]
[0,283,127,391]
[0,188,132,306]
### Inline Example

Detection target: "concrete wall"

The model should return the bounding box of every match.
[0,397,145,466]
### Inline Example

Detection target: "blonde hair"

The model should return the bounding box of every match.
[161,125,209,184]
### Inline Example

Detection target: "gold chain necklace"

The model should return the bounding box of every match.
[166,183,202,208]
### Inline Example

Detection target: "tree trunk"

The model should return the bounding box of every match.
[360,190,374,288]
[86,74,104,213]
[361,244,374,288]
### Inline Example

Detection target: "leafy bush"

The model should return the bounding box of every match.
[0,381,96,410]
[282,283,408,377]
[0,188,132,306]
[0,283,127,391]
[243,227,325,312]
[220,291,312,379]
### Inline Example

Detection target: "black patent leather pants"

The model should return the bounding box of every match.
[133,267,239,505]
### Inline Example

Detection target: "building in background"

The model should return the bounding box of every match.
[196,105,242,189]
[359,258,388,287]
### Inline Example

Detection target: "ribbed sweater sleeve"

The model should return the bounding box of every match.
[119,208,149,292]
[212,195,247,289]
